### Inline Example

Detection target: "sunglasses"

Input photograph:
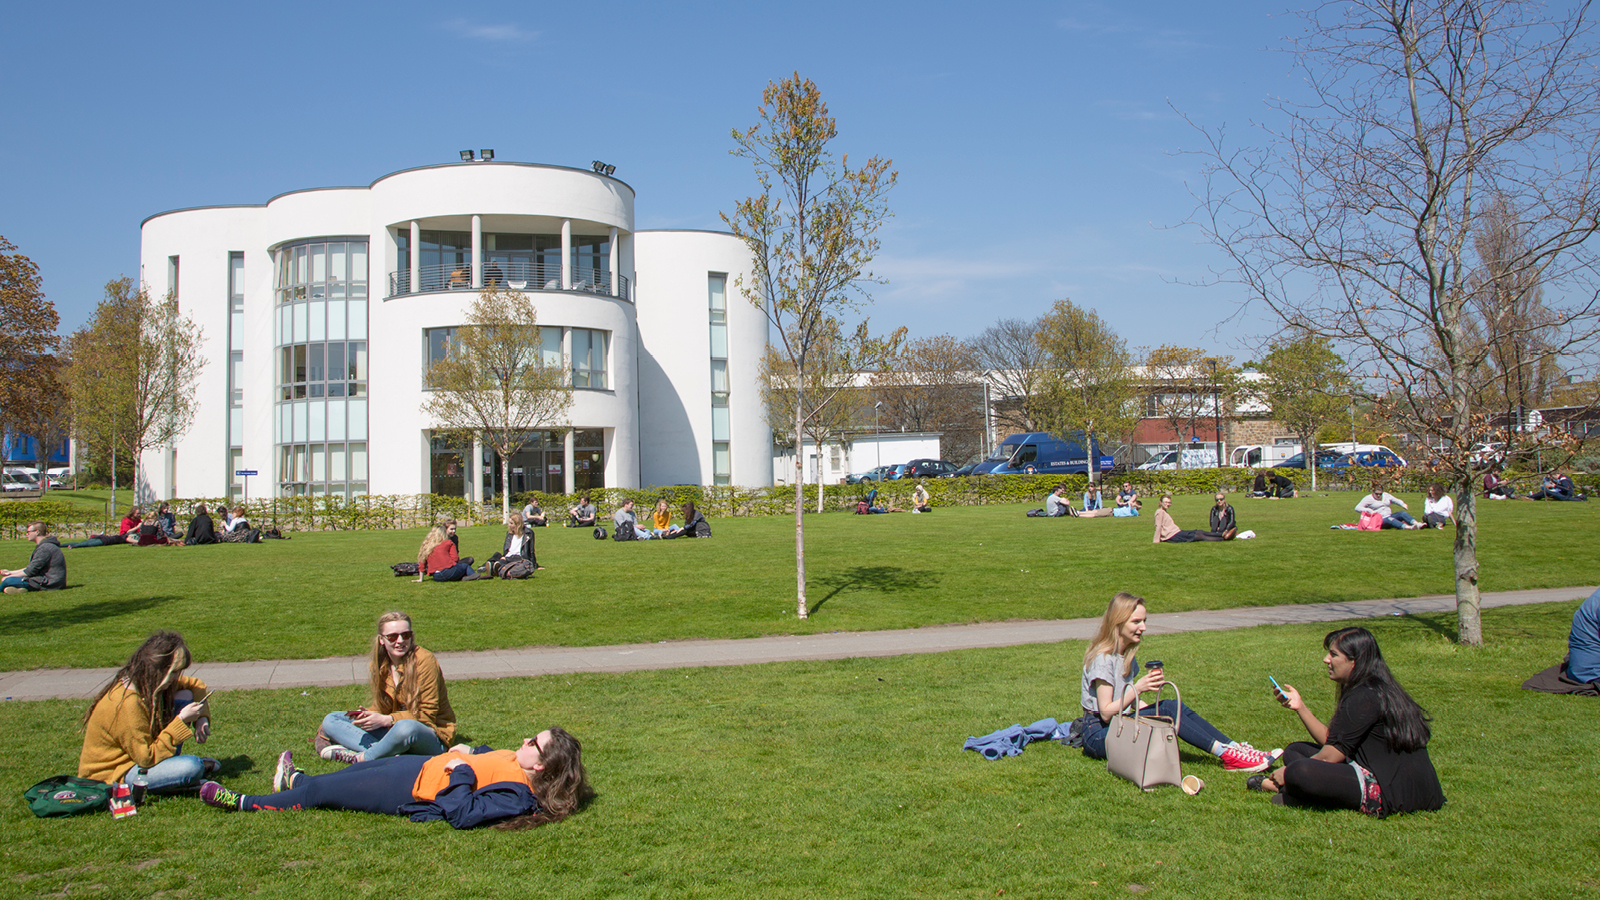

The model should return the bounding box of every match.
[380,630,414,643]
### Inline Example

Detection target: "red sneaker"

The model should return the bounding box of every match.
[1220,744,1272,772]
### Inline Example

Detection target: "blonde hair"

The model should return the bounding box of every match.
[1082,592,1145,678]
[369,611,419,716]
[416,525,448,570]
[507,512,524,535]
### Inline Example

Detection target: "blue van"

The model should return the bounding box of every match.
[970,432,1115,476]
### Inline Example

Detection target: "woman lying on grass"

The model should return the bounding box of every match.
[79,631,218,792]
[315,611,456,765]
[1249,626,1445,817]
[1078,592,1276,772]
[201,729,590,830]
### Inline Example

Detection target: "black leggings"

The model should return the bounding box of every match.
[241,754,428,814]
[1278,741,1361,809]
[1164,530,1228,543]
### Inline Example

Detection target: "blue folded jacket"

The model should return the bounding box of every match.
[962,717,1060,759]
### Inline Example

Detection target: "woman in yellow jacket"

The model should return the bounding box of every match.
[79,631,216,790]
[317,611,456,764]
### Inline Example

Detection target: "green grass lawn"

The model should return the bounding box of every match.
[1,491,1596,670]
[1,602,1594,899]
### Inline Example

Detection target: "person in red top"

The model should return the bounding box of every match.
[199,729,590,830]
[413,523,478,582]
[64,506,144,548]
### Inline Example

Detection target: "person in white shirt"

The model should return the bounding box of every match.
[1354,486,1421,530]
[1422,483,1454,529]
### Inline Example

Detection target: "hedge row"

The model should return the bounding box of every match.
[5,467,1591,539]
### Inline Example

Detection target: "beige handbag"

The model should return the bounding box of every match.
[1105,681,1184,791]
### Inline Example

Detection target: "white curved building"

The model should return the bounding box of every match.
[138,160,769,502]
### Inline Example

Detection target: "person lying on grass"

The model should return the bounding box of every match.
[316,611,457,765]
[79,630,218,792]
[1077,592,1276,772]
[1152,494,1231,542]
[63,506,143,548]
[1248,626,1445,817]
[201,729,590,831]
[1077,498,1141,518]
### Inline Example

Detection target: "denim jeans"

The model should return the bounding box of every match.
[320,712,447,760]
[0,575,33,591]
[1079,700,1232,760]
[1383,510,1419,529]
[126,754,207,792]
[431,562,473,582]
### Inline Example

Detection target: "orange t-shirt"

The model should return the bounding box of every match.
[411,750,529,801]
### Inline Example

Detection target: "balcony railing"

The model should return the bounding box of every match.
[389,262,631,302]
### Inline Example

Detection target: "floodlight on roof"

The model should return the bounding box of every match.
[460,150,476,162]
[480,149,494,161]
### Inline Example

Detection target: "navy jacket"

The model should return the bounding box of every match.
[398,762,541,829]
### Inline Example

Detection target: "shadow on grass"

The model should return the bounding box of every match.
[811,566,940,613]
[0,595,174,633]
[1400,612,1461,642]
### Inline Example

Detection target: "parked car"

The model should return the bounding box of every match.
[1137,451,1178,471]
[1280,444,1408,469]
[895,459,959,479]
[847,466,894,484]
[1137,448,1218,471]
[2,471,40,492]
[953,462,981,477]
[969,432,1115,476]
[883,463,914,480]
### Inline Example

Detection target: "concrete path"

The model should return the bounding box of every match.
[2,586,1591,702]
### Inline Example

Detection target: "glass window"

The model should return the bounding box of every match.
[710,322,728,359]
[308,343,324,383]
[713,442,731,485]
[571,329,609,389]
[712,407,730,442]
[709,273,726,322]
[329,243,346,282]
[349,442,368,481]
[427,327,458,372]
[293,345,307,383]
[229,253,244,311]
[540,326,563,369]
[349,341,367,381]
[711,360,729,402]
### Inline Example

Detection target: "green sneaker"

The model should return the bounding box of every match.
[199,781,244,811]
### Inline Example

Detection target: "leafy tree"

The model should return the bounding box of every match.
[871,335,984,465]
[724,72,898,620]
[1191,0,1600,644]
[969,316,1047,436]
[423,286,573,519]
[69,278,204,509]
[1034,299,1137,484]
[0,236,60,467]
[1255,333,1350,491]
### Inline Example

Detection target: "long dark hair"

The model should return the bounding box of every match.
[495,727,594,830]
[83,631,192,735]
[1324,627,1431,752]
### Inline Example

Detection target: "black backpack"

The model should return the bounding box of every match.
[613,521,636,541]
[497,557,535,579]
[593,526,607,540]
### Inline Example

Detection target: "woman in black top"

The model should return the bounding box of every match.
[1251,626,1444,817]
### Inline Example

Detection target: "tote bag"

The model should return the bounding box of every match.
[1105,682,1184,791]
[1357,511,1384,531]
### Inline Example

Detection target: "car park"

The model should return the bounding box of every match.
[895,459,959,479]
[847,466,893,484]
[3,470,40,492]
[1279,444,1408,469]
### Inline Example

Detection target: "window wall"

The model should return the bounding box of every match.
[275,239,370,497]
[709,274,731,485]
[571,329,609,389]
[573,429,605,491]
[227,252,245,500]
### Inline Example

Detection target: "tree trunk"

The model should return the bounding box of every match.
[816,458,826,513]
[1086,428,1100,485]
[793,410,808,620]
[501,449,512,520]
[1453,482,1483,645]
[1305,431,1318,492]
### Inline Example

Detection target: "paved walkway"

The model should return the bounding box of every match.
[2,586,1590,702]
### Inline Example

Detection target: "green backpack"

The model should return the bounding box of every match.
[24,775,112,818]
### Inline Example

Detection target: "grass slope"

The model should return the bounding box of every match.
[0,491,1596,670]
[1,603,1595,898]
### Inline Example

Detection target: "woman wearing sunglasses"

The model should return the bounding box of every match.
[314,611,456,765]
[200,730,589,830]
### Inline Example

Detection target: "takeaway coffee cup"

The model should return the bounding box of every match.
[1181,774,1205,795]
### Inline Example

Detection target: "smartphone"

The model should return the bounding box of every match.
[194,689,216,705]
[1269,676,1287,700]
[346,707,366,718]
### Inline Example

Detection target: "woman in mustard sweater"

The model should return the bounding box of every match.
[316,611,457,765]
[79,631,217,790]
[200,729,590,830]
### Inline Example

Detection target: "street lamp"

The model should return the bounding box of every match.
[1208,358,1221,467]
[874,402,882,468]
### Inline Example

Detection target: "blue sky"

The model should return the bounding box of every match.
[2,1,1302,356]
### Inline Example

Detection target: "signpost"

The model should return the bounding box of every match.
[235,470,257,506]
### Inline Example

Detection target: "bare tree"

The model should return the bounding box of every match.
[423,286,573,519]
[970,316,1047,437]
[1035,299,1138,484]
[871,335,985,464]
[1255,332,1351,491]
[724,73,898,621]
[1191,0,1600,644]
[70,278,204,508]
[759,326,880,513]
[1143,345,1229,469]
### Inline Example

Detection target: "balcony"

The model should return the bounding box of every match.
[388,262,631,302]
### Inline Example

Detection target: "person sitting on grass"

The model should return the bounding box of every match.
[1045,484,1081,518]
[79,630,217,792]
[1251,470,1271,498]
[912,482,933,513]
[1565,588,1600,688]
[317,611,457,765]
[1525,471,1586,501]
[415,524,478,582]
[1083,485,1103,512]
[1116,482,1139,507]
[1422,483,1455,529]
[202,728,589,831]
[183,503,218,545]
[1354,485,1421,529]
[1152,494,1229,542]
[1,521,66,593]
[1078,498,1143,518]
[64,506,143,549]
[613,498,656,538]
[219,506,259,543]
[1270,470,1297,498]
[666,500,711,537]
[1482,464,1517,499]
[857,489,906,514]
[156,502,178,538]
[521,498,548,527]
[1076,592,1275,773]
[1248,626,1445,817]
[568,496,598,527]
[1210,491,1238,540]
[650,498,674,537]
[490,512,541,573]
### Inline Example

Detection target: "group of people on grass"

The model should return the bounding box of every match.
[65,503,264,548]
[413,515,547,582]
[853,483,933,515]
[1482,466,1587,501]
[77,615,590,830]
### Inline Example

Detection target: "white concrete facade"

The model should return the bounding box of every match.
[138,161,770,502]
